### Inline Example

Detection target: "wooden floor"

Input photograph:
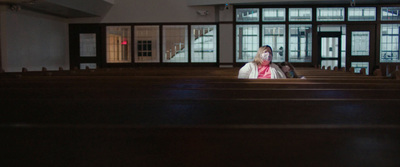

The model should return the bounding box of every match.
[1,67,399,167]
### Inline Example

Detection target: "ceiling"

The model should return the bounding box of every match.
[0,0,113,18]
[0,0,399,18]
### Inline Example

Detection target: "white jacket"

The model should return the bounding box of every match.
[238,62,287,79]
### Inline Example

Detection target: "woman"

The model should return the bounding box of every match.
[238,45,286,79]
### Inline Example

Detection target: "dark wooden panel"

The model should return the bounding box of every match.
[2,128,399,167]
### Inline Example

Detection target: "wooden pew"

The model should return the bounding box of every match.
[1,66,399,166]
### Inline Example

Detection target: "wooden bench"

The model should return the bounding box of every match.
[1,66,399,166]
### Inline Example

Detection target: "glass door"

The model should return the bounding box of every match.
[346,25,376,75]
[318,32,342,69]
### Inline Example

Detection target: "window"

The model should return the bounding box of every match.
[380,24,400,63]
[236,25,259,62]
[348,7,376,21]
[262,8,285,22]
[321,37,339,59]
[289,8,312,22]
[236,8,259,22]
[80,63,96,70]
[262,24,285,62]
[163,25,188,63]
[191,25,217,63]
[80,33,96,57]
[317,8,345,21]
[351,62,369,75]
[134,26,160,63]
[321,60,338,70]
[289,24,312,62]
[106,26,131,63]
[138,41,152,57]
[381,7,400,21]
[351,31,369,56]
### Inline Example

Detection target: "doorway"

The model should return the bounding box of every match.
[318,32,342,70]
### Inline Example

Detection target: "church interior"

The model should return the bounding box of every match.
[1,0,400,166]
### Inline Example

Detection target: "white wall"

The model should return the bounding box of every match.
[70,0,216,23]
[103,0,115,4]
[219,24,233,65]
[218,4,233,22]
[0,8,69,72]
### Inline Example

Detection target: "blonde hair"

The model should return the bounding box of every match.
[253,45,273,65]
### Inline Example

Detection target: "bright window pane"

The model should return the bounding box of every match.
[381,7,400,21]
[351,62,369,75]
[106,26,131,63]
[321,37,339,58]
[134,26,160,63]
[262,8,285,22]
[262,24,285,62]
[348,7,376,21]
[80,63,96,70]
[236,8,259,22]
[80,33,96,57]
[191,25,217,63]
[380,24,400,63]
[317,8,345,21]
[317,25,343,32]
[289,8,312,21]
[289,24,312,62]
[236,25,259,62]
[351,31,369,56]
[321,60,338,70]
[163,25,188,63]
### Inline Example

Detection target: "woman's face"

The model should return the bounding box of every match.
[260,47,272,65]
[261,60,270,66]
